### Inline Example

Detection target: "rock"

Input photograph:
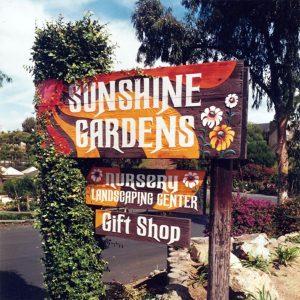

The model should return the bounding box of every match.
[230,267,281,300]
[190,243,208,264]
[230,253,243,269]
[235,233,268,243]
[268,238,279,247]
[168,272,182,284]
[284,232,300,239]
[278,235,286,242]
[191,237,209,244]
[157,290,183,300]
[239,234,271,260]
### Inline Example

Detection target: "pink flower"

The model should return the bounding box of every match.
[90,168,103,183]
[183,172,200,188]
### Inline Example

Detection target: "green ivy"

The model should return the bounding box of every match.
[30,13,114,299]
[29,12,115,84]
[34,141,107,299]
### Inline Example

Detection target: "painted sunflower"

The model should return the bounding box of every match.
[209,125,235,151]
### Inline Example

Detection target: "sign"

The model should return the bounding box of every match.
[86,167,205,214]
[37,60,248,159]
[95,210,191,247]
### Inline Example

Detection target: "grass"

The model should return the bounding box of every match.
[189,264,208,287]
[0,211,34,220]
[273,245,300,267]
[247,285,277,300]
[242,256,270,272]
[286,234,300,244]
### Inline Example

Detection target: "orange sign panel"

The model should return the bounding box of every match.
[86,167,205,214]
[36,60,248,159]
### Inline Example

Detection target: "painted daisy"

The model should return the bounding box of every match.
[201,106,223,128]
[225,94,239,108]
[209,124,235,151]
[90,168,103,183]
[183,172,200,188]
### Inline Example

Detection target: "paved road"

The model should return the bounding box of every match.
[0,215,208,300]
[0,194,275,299]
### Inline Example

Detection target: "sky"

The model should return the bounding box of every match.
[0,0,274,132]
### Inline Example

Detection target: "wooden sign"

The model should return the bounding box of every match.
[36,60,248,159]
[86,167,205,214]
[95,210,191,247]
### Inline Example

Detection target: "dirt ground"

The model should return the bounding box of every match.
[270,257,300,300]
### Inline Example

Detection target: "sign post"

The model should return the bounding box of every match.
[208,160,233,300]
[37,60,249,300]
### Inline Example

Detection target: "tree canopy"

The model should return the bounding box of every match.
[30,13,112,299]
[29,12,115,84]
[22,117,35,133]
[132,0,300,202]
[247,123,276,167]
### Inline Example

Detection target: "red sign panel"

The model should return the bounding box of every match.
[36,60,248,159]
[95,210,191,247]
[86,167,205,214]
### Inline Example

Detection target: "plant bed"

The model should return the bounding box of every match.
[0,211,34,221]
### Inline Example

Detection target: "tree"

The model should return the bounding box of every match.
[29,13,114,84]
[30,12,114,299]
[288,94,300,195]
[3,178,22,212]
[0,70,12,88]
[22,117,35,133]
[247,124,276,167]
[3,176,37,211]
[132,0,300,203]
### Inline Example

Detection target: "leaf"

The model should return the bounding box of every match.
[224,149,236,156]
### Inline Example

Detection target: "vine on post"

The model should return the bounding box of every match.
[31,13,115,299]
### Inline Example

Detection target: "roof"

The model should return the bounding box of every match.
[2,167,24,176]
[22,166,38,176]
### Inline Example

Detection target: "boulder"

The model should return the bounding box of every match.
[190,243,209,264]
[191,237,209,244]
[230,253,243,269]
[157,290,183,300]
[230,267,281,300]
[235,233,268,244]
[239,234,271,261]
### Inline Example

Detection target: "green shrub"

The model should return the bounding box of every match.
[0,212,33,220]
[286,233,300,243]
[242,256,270,272]
[247,285,277,300]
[31,12,113,299]
[35,145,106,299]
[273,245,300,267]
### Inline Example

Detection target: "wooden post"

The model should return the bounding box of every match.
[202,172,208,215]
[207,159,233,300]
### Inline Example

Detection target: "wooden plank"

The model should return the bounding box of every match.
[207,159,232,300]
[36,61,248,159]
[95,210,191,247]
[86,167,205,214]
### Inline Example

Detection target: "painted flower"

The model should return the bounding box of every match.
[201,106,223,128]
[90,168,103,183]
[183,172,199,188]
[209,124,235,151]
[225,93,239,108]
